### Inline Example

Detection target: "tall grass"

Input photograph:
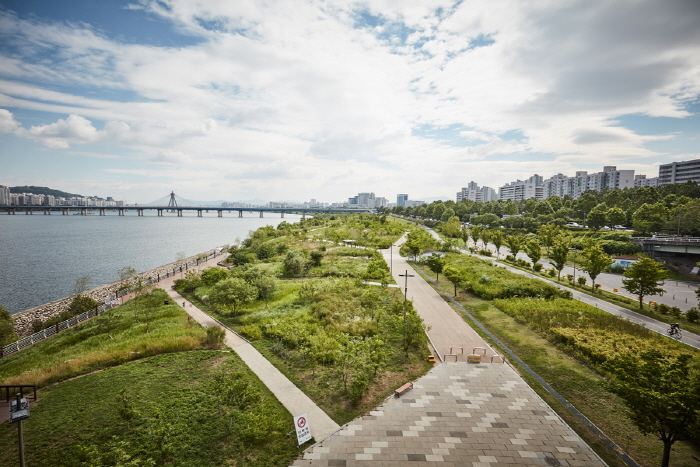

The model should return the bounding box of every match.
[0,289,206,387]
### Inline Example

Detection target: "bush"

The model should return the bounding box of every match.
[577,277,587,287]
[686,308,699,323]
[478,249,492,257]
[240,324,263,340]
[205,326,226,347]
[547,269,556,278]
[505,255,514,262]
[657,303,671,314]
[533,263,543,272]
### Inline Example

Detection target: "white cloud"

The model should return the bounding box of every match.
[0,1,699,201]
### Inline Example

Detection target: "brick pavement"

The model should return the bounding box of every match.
[292,362,606,467]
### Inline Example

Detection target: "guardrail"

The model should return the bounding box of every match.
[632,236,700,242]
[2,251,221,358]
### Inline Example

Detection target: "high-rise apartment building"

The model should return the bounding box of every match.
[540,166,635,199]
[397,194,409,207]
[456,181,497,203]
[658,158,700,185]
[498,174,544,201]
[0,185,9,205]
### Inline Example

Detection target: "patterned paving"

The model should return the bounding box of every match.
[292,363,606,467]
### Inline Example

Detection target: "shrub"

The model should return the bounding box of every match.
[478,249,492,257]
[670,306,682,318]
[205,326,226,348]
[577,277,587,287]
[505,255,514,262]
[547,269,556,278]
[657,303,671,314]
[686,308,699,323]
[533,263,543,272]
[240,324,263,340]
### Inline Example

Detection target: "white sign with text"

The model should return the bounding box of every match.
[294,412,312,445]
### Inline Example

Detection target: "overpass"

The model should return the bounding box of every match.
[632,236,700,255]
[0,205,374,218]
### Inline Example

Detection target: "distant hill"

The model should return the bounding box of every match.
[10,186,86,198]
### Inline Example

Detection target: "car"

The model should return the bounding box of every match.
[566,222,582,228]
[601,226,611,230]
[613,225,626,231]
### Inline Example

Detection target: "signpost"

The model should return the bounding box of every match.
[293,413,312,445]
[9,393,30,467]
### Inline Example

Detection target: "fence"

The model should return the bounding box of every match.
[2,251,220,358]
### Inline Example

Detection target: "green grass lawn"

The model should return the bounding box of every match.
[0,289,206,388]
[0,351,300,467]
[420,266,700,467]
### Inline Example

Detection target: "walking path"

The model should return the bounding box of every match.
[153,256,340,442]
[294,236,607,466]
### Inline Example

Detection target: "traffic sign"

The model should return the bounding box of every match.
[293,412,312,445]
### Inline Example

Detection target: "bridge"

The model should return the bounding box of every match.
[0,205,373,217]
[632,236,700,255]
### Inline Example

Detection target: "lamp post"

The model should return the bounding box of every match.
[568,248,577,283]
[398,270,414,349]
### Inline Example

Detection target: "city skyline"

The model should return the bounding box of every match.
[1,1,699,203]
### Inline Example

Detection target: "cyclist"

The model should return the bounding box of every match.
[668,323,682,339]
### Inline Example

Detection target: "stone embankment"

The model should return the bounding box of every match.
[12,249,220,337]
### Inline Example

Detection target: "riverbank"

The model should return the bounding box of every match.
[11,248,224,337]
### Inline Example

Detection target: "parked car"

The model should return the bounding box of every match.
[566,222,582,228]
[613,225,627,231]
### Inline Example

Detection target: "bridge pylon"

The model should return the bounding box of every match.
[167,191,178,213]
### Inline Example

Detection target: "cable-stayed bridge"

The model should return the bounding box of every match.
[1,192,374,217]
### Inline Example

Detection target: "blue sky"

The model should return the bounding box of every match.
[1,0,699,204]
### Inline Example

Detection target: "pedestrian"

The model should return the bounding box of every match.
[183,301,186,307]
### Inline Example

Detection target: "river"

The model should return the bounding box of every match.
[0,211,301,314]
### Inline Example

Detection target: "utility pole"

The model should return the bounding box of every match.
[398,270,414,350]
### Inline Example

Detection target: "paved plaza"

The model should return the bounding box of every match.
[293,362,606,467]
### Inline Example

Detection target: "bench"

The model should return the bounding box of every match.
[394,382,413,398]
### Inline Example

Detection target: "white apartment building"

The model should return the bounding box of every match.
[347,192,387,208]
[456,181,498,203]
[0,185,10,205]
[499,174,544,201]
[540,166,635,199]
[659,158,700,185]
[634,174,659,187]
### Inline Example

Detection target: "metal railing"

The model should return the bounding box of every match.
[2,251,220,358]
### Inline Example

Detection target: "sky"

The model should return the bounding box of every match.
[0,0,699,205]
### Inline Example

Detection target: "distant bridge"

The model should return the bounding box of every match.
[632,236,700,255]
[0,205,374,217]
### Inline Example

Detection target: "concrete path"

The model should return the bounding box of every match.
[293,363,606,467]
[383,240,500,363]
[155,258,340,441]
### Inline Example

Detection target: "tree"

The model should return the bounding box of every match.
[586,203,608,230]
[525,239,541,270]
[470,225,484,249]
[504,235,524,259]
[576,193,598,226]
[442,265,463,296]
[426,254,445,281]
[490,230,504,257]
[622,258,668,309]
[604,351,700,467]
[73,275,92,296]
[0,304,18,346]
[309,250,323,267]
[283,250,309,278]
[550,235,572,280]
[201,267,229,286]
[441,216,462,237]
[209,278,257,317]
[632,203,670,235]
[117,266,137,288]
[537,224,558,255]
[255,274,278,308]
[578,244,613,293]
[606,207,627,228]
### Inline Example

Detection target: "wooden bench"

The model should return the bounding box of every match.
[394,382,413,398]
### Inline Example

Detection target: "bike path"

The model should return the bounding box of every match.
[155,261,340,441]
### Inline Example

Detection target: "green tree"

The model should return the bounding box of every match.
[117,266,137,290]
[586,203,608,230]
[576,193,598,226]
[549,235,572,280]
[632,203,670,235]
[310,250,323,267]
[604,351,700,467]
[283,250,309,278]
[470,225,484,249]
[73,275,92,295]
[0,304,17,346]
[578,244,613,293]
[622,258,668,309]
[426,254,445,281]
[441,216,462,237]
[200,267,229,286]
[209,278,257,317]
[606,207,627,228]
[504,235,524,259]
[490,230,504,257]
[525,239,542,270]
[442,265,463,296]
[537,224,558,255]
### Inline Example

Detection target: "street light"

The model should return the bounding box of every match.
[398,270,414,349]
[568,248,578,283]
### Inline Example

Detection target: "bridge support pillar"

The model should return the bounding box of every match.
[118,209,124,216]
[302,211,306,219]
[259,211,263,218]
[238,210,243,218]
[81,209,87,215]
[177,210,183,217]
[99,208,106,216]
[26,209,31,215]
[44,209,49,215]
[63,209,68,215]
[197,210,202,217]
[157,209,163,217]
[218,210,222,217]
[281,211,284,218]
[137,209,143,216]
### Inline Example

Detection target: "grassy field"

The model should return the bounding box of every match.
[418,264,700,467]
[0,289,206,388]
[0,351,300,467]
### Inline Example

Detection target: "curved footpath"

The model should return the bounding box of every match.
[293,236,608,467]
[153,256,340,442]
